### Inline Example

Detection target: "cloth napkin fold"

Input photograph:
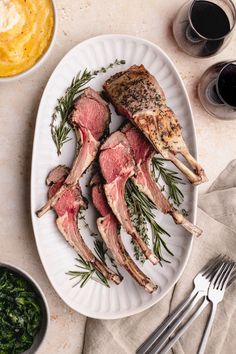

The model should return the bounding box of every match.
[83,160,236,354]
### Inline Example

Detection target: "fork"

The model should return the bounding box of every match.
[197,260,235,354]
[136,255,224,354]
[151,260,235,354]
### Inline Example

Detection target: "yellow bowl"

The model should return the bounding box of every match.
[0,0,57,82]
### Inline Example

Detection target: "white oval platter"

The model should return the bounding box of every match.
[31,34,197,319]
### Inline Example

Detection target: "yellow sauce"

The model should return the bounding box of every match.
[0,0,54,77]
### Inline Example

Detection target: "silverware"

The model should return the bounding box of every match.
[156,260,235,354]
[136,256,224,354]
[158,297,209,354]
[145,258,235,354]
[197,260,235,354]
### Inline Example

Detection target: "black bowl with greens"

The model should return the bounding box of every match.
[0,263,49,354]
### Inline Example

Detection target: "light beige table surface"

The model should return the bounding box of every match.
[0,1,236,353]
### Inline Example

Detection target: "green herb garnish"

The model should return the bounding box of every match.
[152,157,184,207]
[125,180,173,263]
[0,268,42,353]
[67,238,122,289]
[51,59,126,155]
[94,239,120,275]
[94,239,107,263]
[67,254,109,288]
[125,182,149,262]
[51,69,93,155]
[93,59,126,75]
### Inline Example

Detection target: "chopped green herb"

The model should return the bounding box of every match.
[0,268,42,353]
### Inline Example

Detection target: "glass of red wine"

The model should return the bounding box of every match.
[173,0,236,57]
[198,60,236,119]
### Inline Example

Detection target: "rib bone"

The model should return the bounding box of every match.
[91,175,157,293]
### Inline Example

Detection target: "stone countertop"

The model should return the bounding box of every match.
[0,1,236,353]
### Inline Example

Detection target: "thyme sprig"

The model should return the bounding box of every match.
[51,59,126,155]
[67,254,109,288]
[152,157,184,207]
[93,59,126,75]
[125,180,173,263]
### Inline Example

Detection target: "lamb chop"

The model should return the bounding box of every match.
[99,131,158,265]
[103,65,207,185]
[122,123,202,237]
[36,88,110,217]
[47,165,122,285]
[91,174,157,293]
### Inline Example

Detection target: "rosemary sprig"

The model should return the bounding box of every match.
[51,69,93,154]
[152,157,184,207]
[94,239,107,263]
[51,59,126,155]
[125,180,173,263]
[67,238,121,289]
[125,182,149,262]
[67,254,109,288]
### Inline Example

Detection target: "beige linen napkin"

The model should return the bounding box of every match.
[83,160,236,354]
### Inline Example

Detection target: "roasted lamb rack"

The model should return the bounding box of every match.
[103,65,207,185]
[91,174,157,293]
[121,123,202,237]
[99,131,159,265]
[36,88,110,217]
[47,165,122,285]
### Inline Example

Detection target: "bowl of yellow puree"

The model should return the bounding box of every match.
[0,0,56,81]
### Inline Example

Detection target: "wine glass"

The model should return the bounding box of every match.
[173,0,236,57]
[198,60,236,120]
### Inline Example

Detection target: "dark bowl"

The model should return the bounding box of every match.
[0,262,49,353]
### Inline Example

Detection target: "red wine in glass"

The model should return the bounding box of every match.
[173,0,236,58]
[188,1,230,55]
[217,63,236,107]
[198,61,236,120]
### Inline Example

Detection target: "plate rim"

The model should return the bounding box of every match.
[31,34,197,319]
